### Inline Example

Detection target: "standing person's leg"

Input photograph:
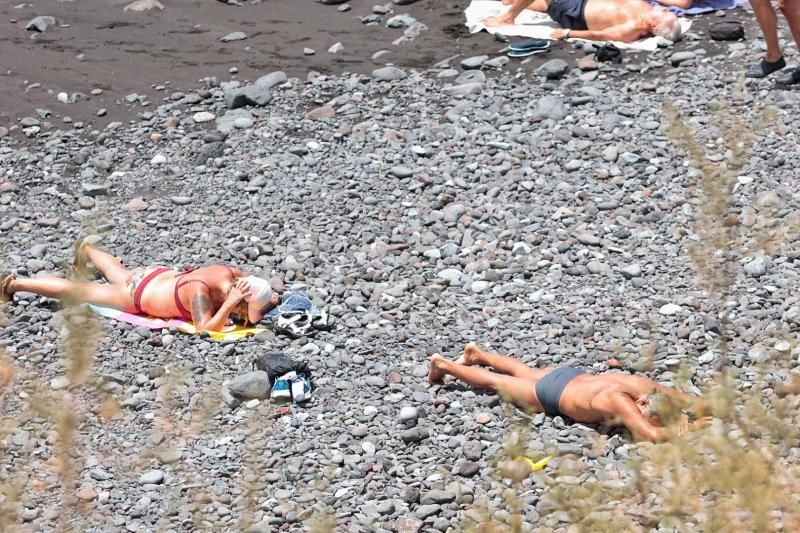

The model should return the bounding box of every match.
[428,354,543,411]
[779,0,800,44]
[777,0,800,84]
[747,0,786,77]
[4,276,137,312]
[77,243,132,285]
[458,342,551,381]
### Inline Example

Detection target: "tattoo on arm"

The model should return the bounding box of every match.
[192,293,212,324]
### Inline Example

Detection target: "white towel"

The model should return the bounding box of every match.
[465,0,691,52]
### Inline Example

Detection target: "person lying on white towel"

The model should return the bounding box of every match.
[484,0,683,42]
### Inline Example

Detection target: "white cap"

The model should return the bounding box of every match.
[238,276,273,323]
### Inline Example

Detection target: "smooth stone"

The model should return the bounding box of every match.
[387,14,416,28]
[454,70,485,84]
[537,58,569,79]
[157,449,182,464]
[399,406,419,424]
[26,16,58,32]
[578,55,598,71]
[139,470,165,485]
[192,111,215,123]
[304,106,336,120]
[461,55,489,70]
[225,84,272,109]
[388,166,413,178]
[658,304,682,316]
[671,51,697,66]
[228,371,270,400]
[442,83,483,96]
[530,95,568,121]
[255,71,288,88]
[620,264,642,279]
[744,255,771,277]
[373,66,408,81]
[221,31,248,42]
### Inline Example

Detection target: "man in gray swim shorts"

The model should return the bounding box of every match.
[427,343,710,442]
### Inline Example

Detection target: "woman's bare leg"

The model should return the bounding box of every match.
[458,342,550,381]
[8,276,137,312]
[428,354,543,411]
[78,243,131,285]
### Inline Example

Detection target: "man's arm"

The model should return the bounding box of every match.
[189,285,241,332]
[551,21,647,42]
[484,0,537,26]
[607,393,668,442]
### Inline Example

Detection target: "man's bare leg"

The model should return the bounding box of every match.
[79,243,132,285]
[7,277,137,312]
[457,342,550,381]
[428,354,543,411]
[484,0,550,26]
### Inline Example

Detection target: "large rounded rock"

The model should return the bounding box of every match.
[228,371,271,400]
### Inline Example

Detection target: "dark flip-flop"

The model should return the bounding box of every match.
[509,38,550,52]
[776,67,800,86]
[745,57,786,78]
[508,48,550,58]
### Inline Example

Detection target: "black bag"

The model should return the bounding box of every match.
[709,21,744,41]
[594,43,622,64]
[253,352,311,386]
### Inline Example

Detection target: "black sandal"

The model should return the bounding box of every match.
[776,67,800,86]
[745,56,786,79]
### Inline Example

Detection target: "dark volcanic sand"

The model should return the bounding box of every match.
[0,0,769,134]
[0,0,488,129]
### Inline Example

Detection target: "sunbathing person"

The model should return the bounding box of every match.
[428,343,710,442]
[0,242,279,331]
[484,0,683,43]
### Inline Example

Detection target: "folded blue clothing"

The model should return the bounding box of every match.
[645,0,745,16]
[261,292,320,324]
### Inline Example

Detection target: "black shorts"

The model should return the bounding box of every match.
[546,0,589,31]
[534,367,586,416]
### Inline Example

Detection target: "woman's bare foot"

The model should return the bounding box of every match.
[456,342,482,366]
[0,273,16,303]
[428,354,447,385]
[73,240,92,276]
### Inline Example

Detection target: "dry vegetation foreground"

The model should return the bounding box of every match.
[2,47,800,532]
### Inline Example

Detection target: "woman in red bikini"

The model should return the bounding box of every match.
[0,243,279,331]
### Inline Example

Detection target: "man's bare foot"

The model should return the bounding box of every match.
[456,342,481,366]
[483,13,515,27]
[428,354,447,385]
